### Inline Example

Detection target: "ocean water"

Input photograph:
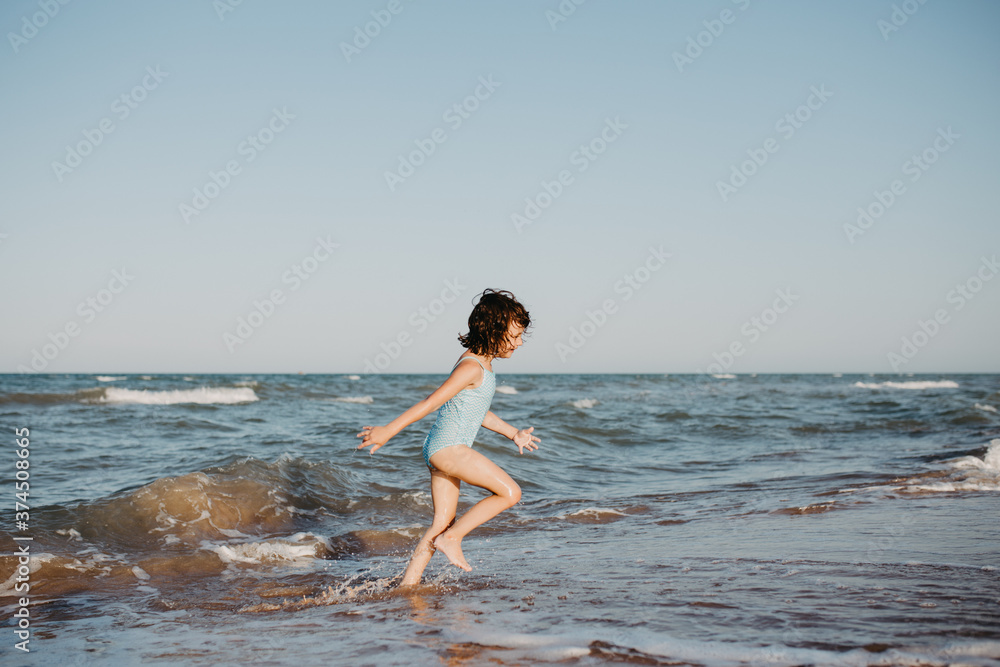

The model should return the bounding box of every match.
[1,373,998,666]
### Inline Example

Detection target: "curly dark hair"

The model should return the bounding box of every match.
[458,289,531,357]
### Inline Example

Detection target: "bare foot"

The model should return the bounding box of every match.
[433,534,472,572]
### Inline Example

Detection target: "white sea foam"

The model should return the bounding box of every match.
[854,380,959,390]
[331,395,373,404]
[210,533,326,565]
[894,440,1000,494]
[974,403,997,413]
[558,507,627,521]
[571,398,598,409]
[568,507,626,517]
[844,440,1000,496]
[496,385,518,395]
[712,373,736,379]
[92,386,259,405]
[950,439,1000,472]
[0,553,58,596]
[304,569,398,606]
[96,375,125,382]
[346,374,361,380]
[56,528,83,541]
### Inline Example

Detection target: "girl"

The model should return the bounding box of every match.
[357,289,540,587]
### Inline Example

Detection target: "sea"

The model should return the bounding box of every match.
[1,372,998,666]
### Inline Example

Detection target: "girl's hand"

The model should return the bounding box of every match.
[513,427,540,455]
[357,425,391,454]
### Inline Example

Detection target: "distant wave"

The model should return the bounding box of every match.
[346,375,361,381]
[0,386,261,406]
[0,391,77,405]
[92,386,259,405]
[854,380,959,390]
[571,398,598,409]
[330,396,373,404]
[974,403,997,413]
[96,375,126,382]
[495,385,518,395]
[712,374,736,379]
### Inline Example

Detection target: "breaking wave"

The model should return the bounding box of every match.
[854,380,959,390]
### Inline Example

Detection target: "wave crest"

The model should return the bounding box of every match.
[94,386,259,405]
[854,380,959,390]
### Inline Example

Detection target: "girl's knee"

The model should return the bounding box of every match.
[504,483,521,507]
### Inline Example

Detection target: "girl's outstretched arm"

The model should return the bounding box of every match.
[482,411,541,455]
[356,361,483,454]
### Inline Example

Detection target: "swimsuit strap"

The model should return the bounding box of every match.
[453,356,492,374]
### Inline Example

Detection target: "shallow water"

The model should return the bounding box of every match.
[1,373,998,665]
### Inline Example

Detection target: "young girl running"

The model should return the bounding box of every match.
[357,289,540,587]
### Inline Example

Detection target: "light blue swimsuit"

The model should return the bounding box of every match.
[422,357,496,469]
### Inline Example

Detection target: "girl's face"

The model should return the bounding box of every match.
[498,322,525,358]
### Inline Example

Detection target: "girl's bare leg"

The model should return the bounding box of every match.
[399,468,461,587]
[427,446,521,572]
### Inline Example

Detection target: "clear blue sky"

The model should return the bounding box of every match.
[2,0,998,373]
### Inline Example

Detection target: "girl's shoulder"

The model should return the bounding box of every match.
[454,354,493,374]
